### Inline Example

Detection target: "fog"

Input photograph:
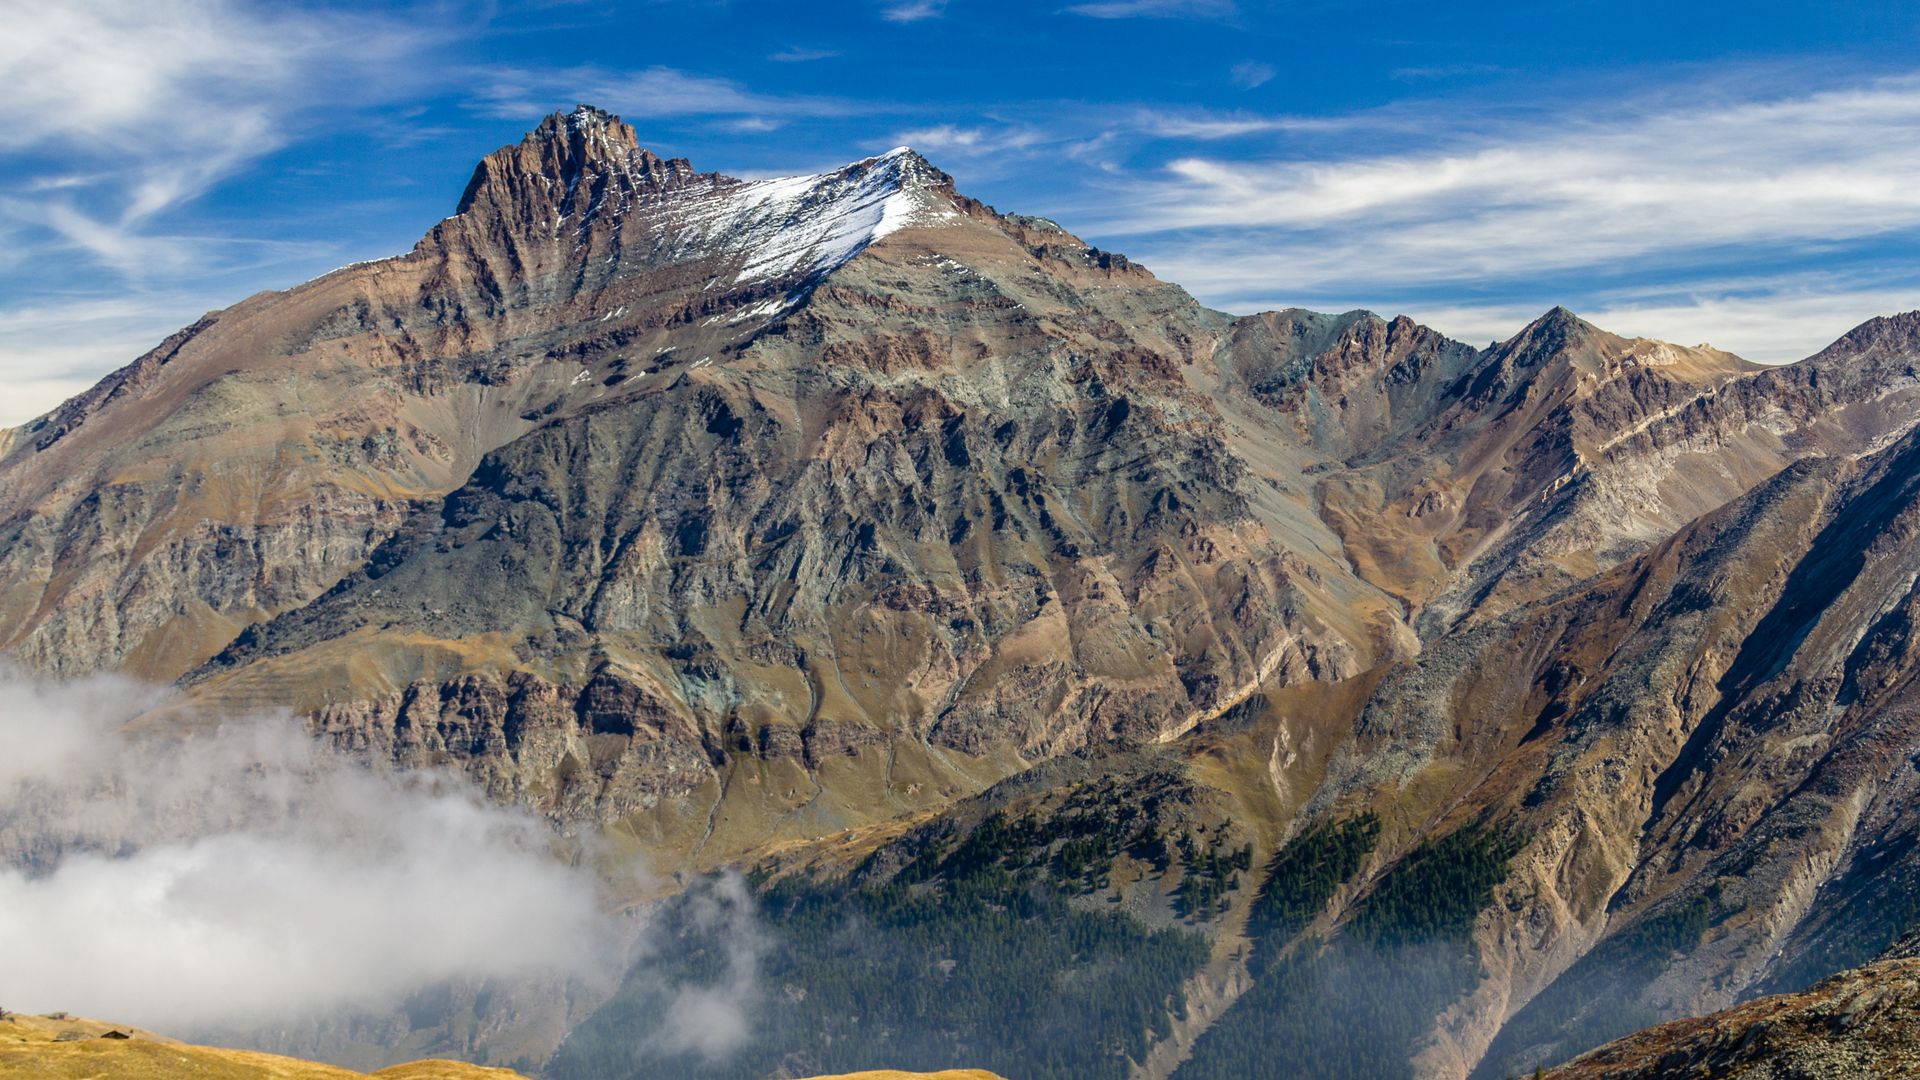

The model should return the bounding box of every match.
[647,872,765,1061]
[0,667,624,1033]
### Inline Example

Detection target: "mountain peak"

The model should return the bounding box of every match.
[1809,308,1920,363]
[454,104,702,217]
[1532,304,1591,333]
[1488,304,1604,360]
[426,108,969,298]
[564,102,619,128]
[841,144,953,196]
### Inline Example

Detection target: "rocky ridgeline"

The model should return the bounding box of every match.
[7,106,1920,1079]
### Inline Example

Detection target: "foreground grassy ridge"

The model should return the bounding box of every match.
[0,1014,1002,1080]
[0,1014,529,1080]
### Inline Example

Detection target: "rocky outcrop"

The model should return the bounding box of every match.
[14,109,1918,801]
[1544,957,1920,1079]
[1199,421,1920,1079]
[1210,305,1920,638]
[153,109,1392,826]
[312,668,715,824]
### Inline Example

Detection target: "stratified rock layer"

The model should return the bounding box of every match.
[1545,957,1920,1079]
[8,106,1920,1080]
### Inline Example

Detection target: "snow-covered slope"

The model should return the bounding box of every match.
[703,147,956,285]
[458,106,957,294]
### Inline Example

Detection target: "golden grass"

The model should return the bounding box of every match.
[0,1014,1004,1080]
[0,1015,526,1080]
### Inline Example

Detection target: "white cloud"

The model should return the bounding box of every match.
[1065,0,1236,17]
[718,117,786,134]
[880,0,947,22]
[1391,62,1505,81]
[1406,283,1920,365]
[893,123,1048,155]
[644,874,765,1061]
[1128,108,1343,139]
[0,668,629,1033]
[1230,61,1276,89]
[473,65,856,122]
[769,46,838,62]
[0,0,432,277]
[1102,75,1920,287]
[0,297,223,426]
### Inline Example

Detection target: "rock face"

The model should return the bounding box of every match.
[9,106,1920,1078]
[1210,305,1920,635]
[161,107,1402,837]
[1544,956,1920,1079]
[1228,418,1920,1079]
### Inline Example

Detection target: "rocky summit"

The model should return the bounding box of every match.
[7,105,1920,1079]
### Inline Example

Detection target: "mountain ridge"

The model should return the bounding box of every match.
[9,105,1920,1079]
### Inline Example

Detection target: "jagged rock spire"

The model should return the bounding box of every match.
[453,104,705,227]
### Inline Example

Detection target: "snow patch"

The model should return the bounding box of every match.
[634,148,948,287]
[728,296,796,324]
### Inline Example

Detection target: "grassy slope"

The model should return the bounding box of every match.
[0,1014,527,1080]
[0,1013,1003,1080]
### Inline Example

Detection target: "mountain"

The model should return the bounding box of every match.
[8,105,1920,1078]
[1159,413,1920,1079]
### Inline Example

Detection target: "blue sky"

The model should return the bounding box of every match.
[4,0,1920,424]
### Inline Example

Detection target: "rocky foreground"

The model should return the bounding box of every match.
[1546,957,1920,1079]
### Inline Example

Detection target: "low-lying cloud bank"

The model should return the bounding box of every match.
[0,668,621,1032]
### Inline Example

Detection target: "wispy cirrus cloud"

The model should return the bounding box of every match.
[1391,62,1505,81]
[1065,0,1236,18]
[880,0,946,22]
[769,46,838,62]
[893,123,1050,155]
[0,0,434,276]
[472,65,861,122]
[1230,61,1276,89]
[1399,275,1920,364]
[1126,107,1343,139]
[1101,75,1920,320]
[0,0,448,424]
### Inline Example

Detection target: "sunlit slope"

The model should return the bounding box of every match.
[0,1014,528,1079]
[0,1013,1004,1080]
